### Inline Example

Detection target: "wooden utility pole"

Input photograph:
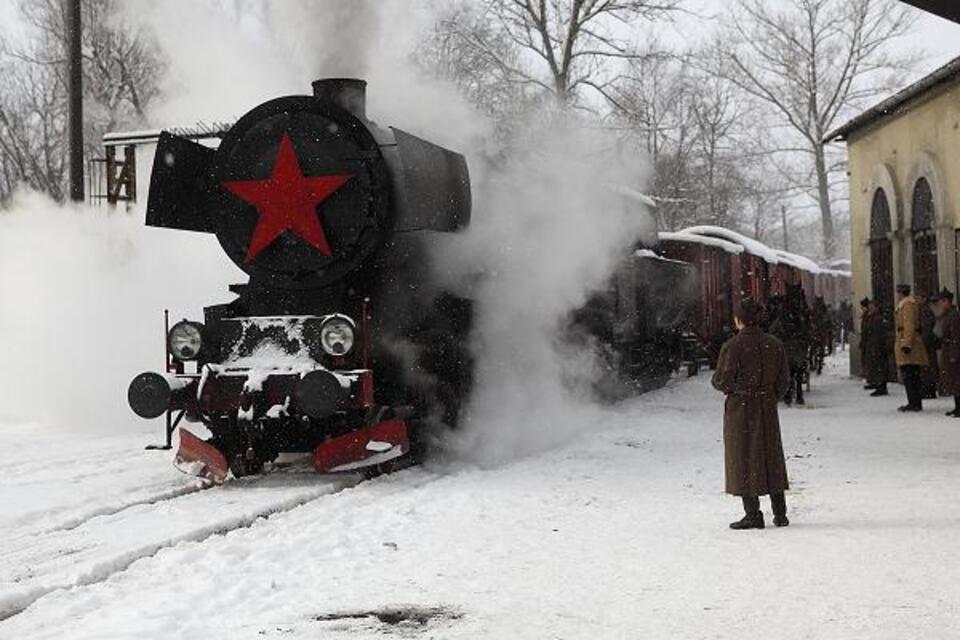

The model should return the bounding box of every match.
[67,0,84,202]
[781,205,789,251]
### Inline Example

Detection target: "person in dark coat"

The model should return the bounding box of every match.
[935,289,960,417]
[810,296,833,374]
[861,298,889,396]
[838,300,853,349]
[769,284,810,405]
[712,298,791,530]
[916,289,940,399]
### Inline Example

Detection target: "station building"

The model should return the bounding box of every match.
[826,57,960,370]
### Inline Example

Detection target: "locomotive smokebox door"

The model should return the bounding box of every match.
[211,95,393,291]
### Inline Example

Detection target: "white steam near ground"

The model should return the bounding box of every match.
[0,0,655,465]
[0,192,243,432]
[441,123,654,465]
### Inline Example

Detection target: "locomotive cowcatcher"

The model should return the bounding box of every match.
[128,79,472,482]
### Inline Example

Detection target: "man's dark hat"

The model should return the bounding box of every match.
[937,287,954,301]
[896,284,911,296]
[860,297,871,307]
[736,298,762,326]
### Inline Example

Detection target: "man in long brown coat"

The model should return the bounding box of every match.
[712,298,791,530]
[935,289,960,417]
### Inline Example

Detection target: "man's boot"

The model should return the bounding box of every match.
[730,496,765,530]
[949,396,960,417]
[771,493,789,527]
[870,383,888,397]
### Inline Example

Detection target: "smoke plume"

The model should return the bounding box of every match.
[438,120,654,465]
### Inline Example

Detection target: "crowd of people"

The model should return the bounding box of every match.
[859,284,960,415]
[705,285,853,407]
[751,285,851,406]
[708,284,960,531]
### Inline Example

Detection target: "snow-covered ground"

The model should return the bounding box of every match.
[2,353,958,639]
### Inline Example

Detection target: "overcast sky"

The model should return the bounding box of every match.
[0,0,956,103]
[669,1,959,81]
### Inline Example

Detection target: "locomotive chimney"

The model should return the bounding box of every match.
[312,78,367,120]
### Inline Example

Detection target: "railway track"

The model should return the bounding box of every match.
[0,472,366,622]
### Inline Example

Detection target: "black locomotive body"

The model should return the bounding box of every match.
[128,79,472,482]
[568,249,700,399]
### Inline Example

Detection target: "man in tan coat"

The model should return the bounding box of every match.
[712,299,791,530]
[895,284,929,412]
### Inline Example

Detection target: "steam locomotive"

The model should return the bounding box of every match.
[127,79,473,482]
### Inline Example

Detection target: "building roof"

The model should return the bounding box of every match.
[823,56,960,143]
[898,0,960,23]
[102,122,233,147]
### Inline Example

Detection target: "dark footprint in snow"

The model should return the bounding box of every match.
[313,605,463,632]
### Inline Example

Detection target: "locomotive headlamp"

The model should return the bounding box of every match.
[320,315,356,356]
[168,321,204,361]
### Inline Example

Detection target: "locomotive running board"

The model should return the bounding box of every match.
[174,428,229,484]
[313,419,410,474]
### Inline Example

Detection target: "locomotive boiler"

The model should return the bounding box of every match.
[128,79,472,482]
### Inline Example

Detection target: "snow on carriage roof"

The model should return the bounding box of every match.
[657,231,744,255]
[679,226,781,263]
[635,248,694,266]
[821,268,853,278]
[775,250,822,274]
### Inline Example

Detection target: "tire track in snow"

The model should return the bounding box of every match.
[0,473,365,622]
[42,481,212,534]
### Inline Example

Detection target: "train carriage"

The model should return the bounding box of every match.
[658,231,742,342]
[657,225,851,365]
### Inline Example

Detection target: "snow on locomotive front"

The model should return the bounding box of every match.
[127,79,472,482]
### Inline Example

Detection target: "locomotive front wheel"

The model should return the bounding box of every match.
[229,453,265,479]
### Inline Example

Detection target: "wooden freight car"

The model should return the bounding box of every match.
[657,226,851,364]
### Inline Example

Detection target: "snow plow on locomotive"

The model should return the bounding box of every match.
[127,79,472,482]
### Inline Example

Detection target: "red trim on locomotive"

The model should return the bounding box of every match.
[175,428,230,483]
[312,419,409,473]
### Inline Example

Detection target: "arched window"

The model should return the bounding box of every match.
[870,188,891,239]
[912,177,939,296]
[870,189,893,317]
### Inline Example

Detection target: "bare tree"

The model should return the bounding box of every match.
[714,0,916,259]
[0,56,68,201]
[16,0,164,136]
[416,2,538,139]
[0,0,163,203]
[437,0,682,110]
[688,74,751,228]
[611,50,757,232]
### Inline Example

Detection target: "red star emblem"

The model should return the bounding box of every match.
[222,133,352,264]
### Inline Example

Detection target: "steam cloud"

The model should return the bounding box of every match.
[0,192,242,432]
[1,1,656,466]
[440,121,654,465]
